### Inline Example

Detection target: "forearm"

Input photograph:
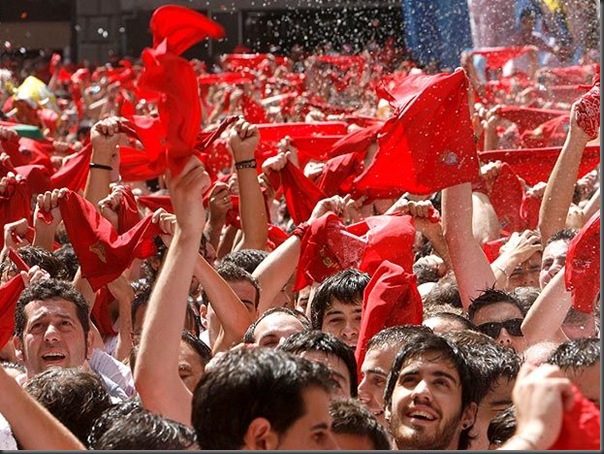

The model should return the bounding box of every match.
[204,217,226,252]
[582,187,600,220]
[236,166,268,250]
[0,368,85,450]
[471,191,500,244]
[253,236,302,314]
[32,226,56,251]
[83,149,113,208]
[216,224,238,259]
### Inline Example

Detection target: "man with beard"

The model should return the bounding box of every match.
[383,332,478,450]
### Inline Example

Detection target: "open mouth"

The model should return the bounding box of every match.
[407,410,437,422]
[41,352,66,363]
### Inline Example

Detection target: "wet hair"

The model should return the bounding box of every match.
[547,338,600,371]
[444,330,520,404]
[243,306,310,343]
[487,406,516,448]
[220,249,269,274]
[467,288,524,322]
[15,278,90,339]
[413,261,440,285]
[384,332,478,450]
[181,330,212,367]
[191,348,332,450]
[0,245,68,280]
[53,244,79,281]
[310,268,369,330]
[512,286,540,315]
[423,312,476,332]
[330,398,391,450]
[88,400,197,450]
[24,367,112,444]
[366,325,433,353]
[205,262,260,309]
[423,272,462,309]
[279,330,358,397]
[545,228,577,246]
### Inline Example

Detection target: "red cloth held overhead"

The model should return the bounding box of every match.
[50,143,93,192]
[255,122,349,142]
[469,46,534,70]
[279,161,326,225]
[137,195,173,213]
[150,4,224,56]
[354,69,480,197]
[488,163,527,236]
[479,144,600,186]
[55,191,162,291]
[14,165,51,194]
[117,186,142,234]
[290,135,344,169]
[564,210,600,314]
[0,178,32,249]
[573,78,600,140]
[520,114,568,149]
[549,384,600,450]
[0,274,25,349]
[317,151,366,197]
[496,106,568,134]
[354,260,423,377]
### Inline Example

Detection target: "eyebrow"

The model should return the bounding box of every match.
[365,367,388,377]
[29,313,74,325]
[399,369,459,385]
[330,369,348,384]
[310,422,329,431]
[324,309,344,316]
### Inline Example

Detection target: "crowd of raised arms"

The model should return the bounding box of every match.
[0,3,600,451]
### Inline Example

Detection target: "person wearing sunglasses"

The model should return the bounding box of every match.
[467,288,528,354]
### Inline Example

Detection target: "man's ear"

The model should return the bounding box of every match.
[384,406,392,423]
[242,417,279,450]
[461,402,478,430]
[13,335,24,361]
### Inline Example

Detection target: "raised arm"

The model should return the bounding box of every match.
[229,118,268,251]
[538,103,592,244]
[442,183,496,311]
[134,156,210,425]
[0,363,85,450]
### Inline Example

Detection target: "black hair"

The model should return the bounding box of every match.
[365,325,433,353]
[243,306,310,343]
[181,330,212,366]
[547,338,600,371]
[310,268,369,330]
[1,245,68,281]
[204,262,260,309]
[423,272,462,309]
[53,244,80,281]
[511,286,540,315]
[279,330,358,397]
[220,249,269,273]
[330,398,391,450]
[487,406,516,448]
[467,288,524,322]
[423,312,476,332]
[413,261,440,285]
[545,228,577,246]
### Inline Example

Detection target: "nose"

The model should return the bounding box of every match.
[357,377,372,403]
[324,431,340,450]
[497,328,512,346]
[411,379,432,402]
[341,320,358,339]
[43,324,60,343]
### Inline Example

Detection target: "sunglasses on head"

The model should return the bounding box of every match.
[477,318,524,338]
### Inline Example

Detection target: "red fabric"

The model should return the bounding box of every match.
[564,211,600,314]
[294,213,366,291]
[479,145,600,186]
[348,214,417,277]
[549,384,600,450]
[326,123,382,158]
[279,161,327,225]
[546,85,591,104]
[317,151,365,197]
[520,115,568,149]
[488,163,527,236]
[117,186,142,234]
[137,195,173,213]
[354,69,480,197]
[519,193,541,230]
[14,165,51,194]
[221,54,274,71]
[150,4,224,56]
[354,260,423,377]
[0,274,25,349]
[50,143,92,192]
[543,64,599,85]
[119,116,166,181]
[241,94,268,124]
[0,133,27,167]
[18,137,54,171]
[497,106,568,134]
[469,46,534,70]
[56,191,161,291]
[139,40,201,176]
[482,237,509,263]
[197,72,255,86]
[0,178,32,249]
[573,79,600,140]
[267,224,289,251]
[91,287,118,337]
[256,122,349,142]
[290,135,344,169]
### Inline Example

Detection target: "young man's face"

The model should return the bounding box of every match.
[253,313,305,348]
[14,298,91,378]
[472,302,528,353]
[300,351,352,400]
[358,344,399,425]
[567,362,600,408]
[386,352,476,450]
[540,239,569,289]
[228,280,259,321]
[321,298,362,348]
[275,386,339,450]
[178,340,206,393]
[469,377,515,450]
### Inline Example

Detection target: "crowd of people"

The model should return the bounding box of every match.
[0,2,600,451]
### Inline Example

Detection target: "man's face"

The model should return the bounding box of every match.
[253,313,305,348]
[321,299,362,348]
[275,386,339,450]
[540,240,569,289]
[178,340,206,393]
[358,345,398,425]
[472,302,528,353]
[300,351,352,400]
[567,362,600,408]
[508,251,542,289]
[386,353,476,450]
[14,298,91,378]
[469,377,515,450]
[228,280,258,321]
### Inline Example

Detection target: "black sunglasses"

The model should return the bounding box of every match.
[477,318,524,338]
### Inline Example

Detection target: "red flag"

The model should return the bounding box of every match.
[56,191,162,291]
[0,274,25,349]
[354,69,480,197]
[150,4,224,56]
[564,211,600,313]
[354,261,422,377]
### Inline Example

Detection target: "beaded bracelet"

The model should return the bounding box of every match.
[235,158,257,170]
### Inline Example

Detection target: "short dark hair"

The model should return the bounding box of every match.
[512,286,540,315]
[24,367,112,444]
[413,261,440,285]
[181,330,212,367]
[88,401,197,450]
[310,268,369,330]
[384,332,478,450]
[1,245,68,280]
[279,330,358,397]
[444,330,520,404]
[15,279,90,339]
[53,244,79,281]
[243,306,310,343]
[366,325,433,353]
[423,312,476,332]
[545,228,577,246]
[330,398,391,450]
[547,338,600,371]
[423,272,462,308]
[487,406,516,448]
[191,348,332,450]
[220,249,269,273]
[206,262,260,309]
[468,288,524,322]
